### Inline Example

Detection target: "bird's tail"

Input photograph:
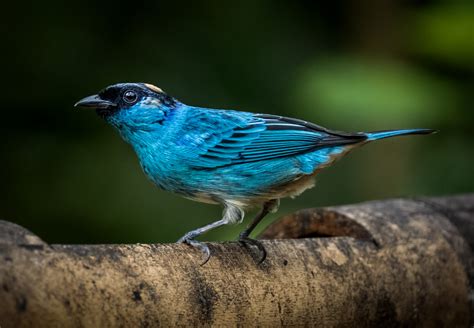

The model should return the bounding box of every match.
[366,129,436,141]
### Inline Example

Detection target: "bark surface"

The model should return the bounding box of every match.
[0,195,473,327]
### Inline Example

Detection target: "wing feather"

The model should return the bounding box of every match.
[188,112,367,169]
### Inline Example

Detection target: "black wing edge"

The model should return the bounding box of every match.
[254,113,368,143]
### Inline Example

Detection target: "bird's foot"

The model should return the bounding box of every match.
[177,234,211,265]
[238,233,267,264]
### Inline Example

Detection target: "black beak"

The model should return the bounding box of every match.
[74,95,117,109]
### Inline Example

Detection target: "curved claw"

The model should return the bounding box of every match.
[179,238,211,265]
[238,236,267,264]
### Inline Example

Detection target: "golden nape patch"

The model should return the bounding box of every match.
[144,83,163,93]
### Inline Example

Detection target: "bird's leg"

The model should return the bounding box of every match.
[177,204,244,265]
[239,199,280,239]
[238,199,280,263]
[177,219,226,265]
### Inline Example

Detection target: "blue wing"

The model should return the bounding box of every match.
[185,111,367,169]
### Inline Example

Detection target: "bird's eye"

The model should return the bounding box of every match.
[123,90,138,104]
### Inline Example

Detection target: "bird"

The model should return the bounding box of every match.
[75,82,435,264]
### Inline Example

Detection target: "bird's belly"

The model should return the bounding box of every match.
[158,160,312,206]
[268,174,318,199]
[182,193,220,205]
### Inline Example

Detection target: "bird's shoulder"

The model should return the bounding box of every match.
[180,106,255,130]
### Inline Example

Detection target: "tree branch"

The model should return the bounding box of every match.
[0,195,473,327]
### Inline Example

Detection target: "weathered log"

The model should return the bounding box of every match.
[0,195,473,327]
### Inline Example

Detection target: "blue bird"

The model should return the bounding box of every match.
[75,83,435,263]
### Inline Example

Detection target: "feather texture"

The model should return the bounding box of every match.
[184,112,367,169]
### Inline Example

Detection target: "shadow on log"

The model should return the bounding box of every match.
[0,195,473,327]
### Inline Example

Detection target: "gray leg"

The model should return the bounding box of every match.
[177,218,229,243]
[177,204,244,265]
[238,199,280,263]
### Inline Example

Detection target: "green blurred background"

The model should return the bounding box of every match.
[1,1,472,244]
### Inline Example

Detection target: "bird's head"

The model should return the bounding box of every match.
[75,83,178,131]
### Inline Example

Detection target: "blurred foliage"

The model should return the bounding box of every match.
[0,0,472,244]
[294,56,456,128]
[409,3,474,67]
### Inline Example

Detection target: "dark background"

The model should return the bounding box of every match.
[1,1,472,244]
